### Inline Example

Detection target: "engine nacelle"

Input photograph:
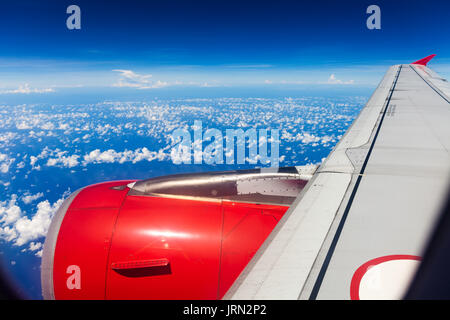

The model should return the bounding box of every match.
[41,167,308,299]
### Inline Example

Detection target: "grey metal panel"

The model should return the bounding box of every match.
[308,64,450,299]
[225,63,450,300]
[129,166,312,206]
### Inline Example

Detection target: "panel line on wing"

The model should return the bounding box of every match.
[409,65,450,104]
[308,65,403,300]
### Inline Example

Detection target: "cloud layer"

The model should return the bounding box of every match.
[0,83,55,94]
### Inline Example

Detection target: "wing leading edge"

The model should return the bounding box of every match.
[224,56,450,300]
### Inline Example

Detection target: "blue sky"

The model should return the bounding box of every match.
[1,0,450,96]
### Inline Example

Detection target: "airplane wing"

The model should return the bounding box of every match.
[224,55,450,300]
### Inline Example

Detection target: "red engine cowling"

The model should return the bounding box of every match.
[41,168,307,299]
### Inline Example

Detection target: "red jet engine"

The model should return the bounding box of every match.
[41,167,308,299]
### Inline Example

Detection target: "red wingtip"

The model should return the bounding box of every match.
[411,54,436,66]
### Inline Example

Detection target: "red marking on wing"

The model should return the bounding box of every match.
[350,255,421,300]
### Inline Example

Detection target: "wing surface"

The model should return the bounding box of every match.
[224,56,450,300]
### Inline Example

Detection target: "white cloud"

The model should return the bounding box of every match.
[22,192,44,204]
[0,132,17,144]
[0,181,10,187]
[30,156,38,167]
[150,80,169,89]
[16,161,25,169]
[83,149,118,164]
[16,122,33,130]
[13,198,63,246]
[31,146,170,169]
[200,82,220,87]
[46,151,79,168]
[29,148,78,169]
[327,74,355,85]
[112,69,168,89]
[0,193,68,254]
[1,83,55,94]
[83,147,169,165]
[0,195,22,226]
[0,153,15,173]
[29,241,42,252]
[0,163,10,173]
